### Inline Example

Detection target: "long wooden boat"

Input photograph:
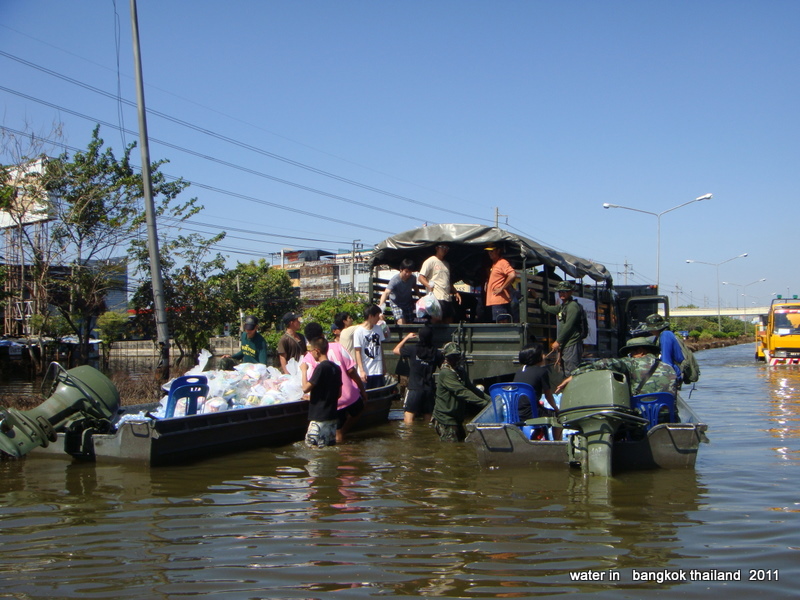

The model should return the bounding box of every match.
[28,379,398,466]
[465,372,708,475]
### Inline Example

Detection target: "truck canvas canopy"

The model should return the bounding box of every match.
[368,223,613,286]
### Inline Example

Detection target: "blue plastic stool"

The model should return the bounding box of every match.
[631,392,676,430]
[488,382,537,424]
[165,375,209,418]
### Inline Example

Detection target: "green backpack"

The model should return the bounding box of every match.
[675,335,700,383]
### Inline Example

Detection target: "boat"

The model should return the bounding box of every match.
[465,371,708,476]
[3,363,399,466]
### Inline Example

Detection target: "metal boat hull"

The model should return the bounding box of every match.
[30,381,398,465]
[465,395,708,473]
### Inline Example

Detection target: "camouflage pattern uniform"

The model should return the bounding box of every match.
[432,347,489,442]
[571,354,677,395]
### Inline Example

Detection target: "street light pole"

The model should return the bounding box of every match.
[603,193,712,288]
[723,278,766,335]
[686,253,749,330]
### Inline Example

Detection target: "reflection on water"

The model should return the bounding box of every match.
[764,368,800,462]
[1,344,798,598]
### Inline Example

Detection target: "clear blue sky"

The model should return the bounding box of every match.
[2,1,797,309]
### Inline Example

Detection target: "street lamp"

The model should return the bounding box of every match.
[603,193,712,288]
[723,278,766,334]
[686,253,749,330]
[723,278,766,310]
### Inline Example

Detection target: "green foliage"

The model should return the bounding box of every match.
[0,164,14,208]
[96,311,128,344]
[96,311,128,369]
[131,233,228,361]
[212,260,301,331]
[28,313,72,341]
[303,294,368,332]
[25,126,190,364]
[672,314,747,337]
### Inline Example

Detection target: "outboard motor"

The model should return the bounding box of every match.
[558,370,647,476]
[0,363,119,459]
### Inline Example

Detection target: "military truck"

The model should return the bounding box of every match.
[368,223,668,384]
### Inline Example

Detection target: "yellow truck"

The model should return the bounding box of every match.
[757,296,800,365]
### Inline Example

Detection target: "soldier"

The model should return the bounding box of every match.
[554,336,676,396]
[530,281,585,375]
[432,342,489,441]
[643,313,685,382]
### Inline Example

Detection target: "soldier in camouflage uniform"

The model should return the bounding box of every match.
[529,280,584,375]
[432,342,489,442]
[554,336,676,396]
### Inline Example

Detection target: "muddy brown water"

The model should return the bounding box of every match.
[0,344,797,598]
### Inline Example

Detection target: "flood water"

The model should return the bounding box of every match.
[1,344,798,599]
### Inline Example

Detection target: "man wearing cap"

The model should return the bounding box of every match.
[530,281,584,375]
[277,312,307,374]
[432,342,489,442]
[222,315,268,366]
[555,336,676,396]
[419,243,461,323]
[643,314,685,382]
[485,246,517,322]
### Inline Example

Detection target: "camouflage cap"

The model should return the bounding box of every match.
[619,336,660,357]
[645,313,669,331]
[442,342,462,357]
[554,281,576,292]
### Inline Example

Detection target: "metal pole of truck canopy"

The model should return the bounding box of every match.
[686,253,748,330]
[602,193,712,289]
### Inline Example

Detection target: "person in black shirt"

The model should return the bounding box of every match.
[393,325,443,424]
[300,337,342,447]
[513,343,560,439]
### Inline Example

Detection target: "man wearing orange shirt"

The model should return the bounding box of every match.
[485,246,517,322]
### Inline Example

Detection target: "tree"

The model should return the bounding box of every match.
[38,126,190,365]
[214,260,301,332]
[131,229,227,364]
[303,294,368,332]
[96,311,128,371]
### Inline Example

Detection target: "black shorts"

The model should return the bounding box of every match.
[403,388,435,416]
[337,396,364,428]
[439,300,455,320]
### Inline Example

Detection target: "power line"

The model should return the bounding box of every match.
[0,50,491,223]
[0,124,396,236]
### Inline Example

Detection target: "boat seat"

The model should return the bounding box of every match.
[522,416,559,440]
[488,382,537,424]
[630,392,676,430]
[165,375,209,418]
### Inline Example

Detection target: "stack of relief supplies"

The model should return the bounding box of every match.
[118,351,305,424]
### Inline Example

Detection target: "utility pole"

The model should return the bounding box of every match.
[673,283,682,307]
[351,240,362,293]
[494,207,508,228]
[130,0,170,381]
[236,274,244,331]
[618,259,634,285]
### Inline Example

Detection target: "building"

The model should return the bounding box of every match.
[272,247,379,303]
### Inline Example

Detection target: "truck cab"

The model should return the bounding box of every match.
[761,297,800,365]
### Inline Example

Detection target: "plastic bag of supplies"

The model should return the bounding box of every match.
[416,294,442,319]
